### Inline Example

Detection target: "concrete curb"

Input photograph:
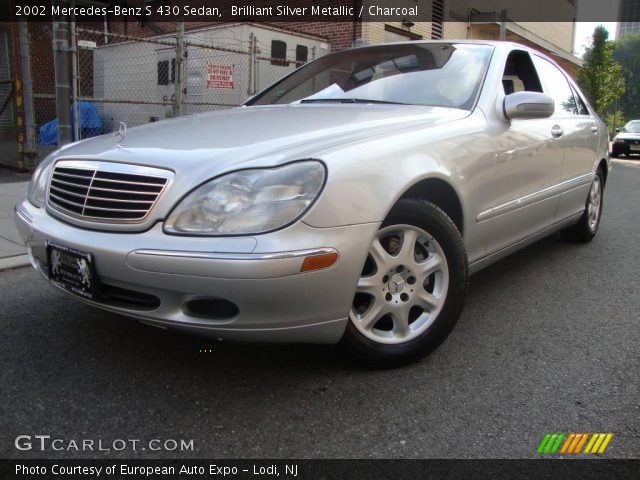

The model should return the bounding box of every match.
[0,254,30,271]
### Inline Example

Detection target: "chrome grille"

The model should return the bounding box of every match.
[48,163,169,222]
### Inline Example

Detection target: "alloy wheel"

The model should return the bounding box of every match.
[350,224,449,344]
[588,175,602,232]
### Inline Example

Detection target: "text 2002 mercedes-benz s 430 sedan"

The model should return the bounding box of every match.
[16,41,609,366]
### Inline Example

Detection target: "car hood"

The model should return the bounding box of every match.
[52,104,469,176]
[615,132,640,140]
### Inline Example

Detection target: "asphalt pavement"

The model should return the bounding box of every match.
[0,164,638,459]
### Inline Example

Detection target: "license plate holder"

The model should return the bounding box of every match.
[46,241,97,300]
[630,144,640,151]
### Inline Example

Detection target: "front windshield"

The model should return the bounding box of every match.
[622,122,640,133]
[248,43,493,110]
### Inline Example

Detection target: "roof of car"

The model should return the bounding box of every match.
[346,39,560,70]
[351,39,532,49]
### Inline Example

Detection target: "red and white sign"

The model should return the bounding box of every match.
[207,63,234,89]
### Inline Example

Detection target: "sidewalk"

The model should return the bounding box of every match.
[0,169,30,270]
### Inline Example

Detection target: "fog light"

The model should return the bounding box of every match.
[183,298,239,320]
[300,252,338,272]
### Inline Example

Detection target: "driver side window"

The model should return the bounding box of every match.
[502,50,543,95]
[532,56,579,116]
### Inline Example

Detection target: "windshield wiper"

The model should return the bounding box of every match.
[299,98,406,105]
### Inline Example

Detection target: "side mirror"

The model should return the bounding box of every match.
[503,91,554,120]
[615,127,621,133]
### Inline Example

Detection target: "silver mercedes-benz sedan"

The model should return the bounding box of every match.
[16,41,609,366]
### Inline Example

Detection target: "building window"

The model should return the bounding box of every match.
[158,60,170,85]
[296,45,308,64]
[432,0,444,39]
[271,40,288,66]
[158,59,176,85]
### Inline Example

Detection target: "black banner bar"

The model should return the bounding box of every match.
[2,459,640,480]
[0,0,626,23]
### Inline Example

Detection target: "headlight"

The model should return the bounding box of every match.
[164,161,326,235]
[27,159,52,208]
[614,136,624,143]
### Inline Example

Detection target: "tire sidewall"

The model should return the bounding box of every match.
[341,199,468,366]
[588,170,604,235]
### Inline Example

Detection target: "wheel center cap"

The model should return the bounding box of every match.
[389,273,406,294]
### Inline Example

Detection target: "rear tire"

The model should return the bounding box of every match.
[561,169,604,243]
[340,199,468,367]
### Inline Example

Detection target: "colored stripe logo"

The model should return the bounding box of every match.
[537,433,613,454]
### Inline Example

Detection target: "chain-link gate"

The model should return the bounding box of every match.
[71,24,314,138]
[30,23,57,157]
[3,21,326,169]
[73,27,180,138]
[71,26,256,139]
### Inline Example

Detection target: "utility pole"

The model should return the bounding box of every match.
[70,9,80,142]
[52,16,72,145]
[499,9,507,41]
[252,34,258,95]
[18,20,35,156]
[247,32,254,96]
[173,21,185,117]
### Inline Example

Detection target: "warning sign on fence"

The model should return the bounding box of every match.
[207,63,234,89]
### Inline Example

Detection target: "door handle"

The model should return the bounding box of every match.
[551,125,564,138]
[590,126,598,134]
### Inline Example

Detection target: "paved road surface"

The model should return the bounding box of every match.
[1,165,638,459]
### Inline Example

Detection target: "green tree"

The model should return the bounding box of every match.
[578,26,625,115]
[605,110,626,135]
[613,33,640,120]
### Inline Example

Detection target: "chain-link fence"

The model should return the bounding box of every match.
[2,21,328,169]
[71,24,321,140]
[74,28,180,139]
[30,23,56,146]
[0,25,17,166]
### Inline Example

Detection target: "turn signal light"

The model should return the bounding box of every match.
[300,252,338,272]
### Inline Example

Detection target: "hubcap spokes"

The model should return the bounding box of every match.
[588,176,601,231]
[350,225,449,344]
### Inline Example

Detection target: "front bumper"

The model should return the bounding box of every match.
[613,141,640,155]
[15,200,379,344]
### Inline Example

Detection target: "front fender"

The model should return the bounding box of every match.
[302,111,496,263]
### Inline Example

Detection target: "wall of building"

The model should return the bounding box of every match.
[445,0,577,53]
[618,0,640,36]
[514,22,574,54]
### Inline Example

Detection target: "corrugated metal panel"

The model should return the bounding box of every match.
[0,30,14,131]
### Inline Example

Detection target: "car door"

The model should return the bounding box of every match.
[532,56,598,221]
[483,49,563,255]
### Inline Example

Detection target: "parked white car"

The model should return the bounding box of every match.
[16,41,609,366]
[611,120,640,157]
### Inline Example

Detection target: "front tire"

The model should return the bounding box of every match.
[341,199,468,367]
[561,169,604,243]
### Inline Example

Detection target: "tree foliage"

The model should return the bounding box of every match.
[578,26,625,115]
[613,33,640,120]
[604,110,626,134]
